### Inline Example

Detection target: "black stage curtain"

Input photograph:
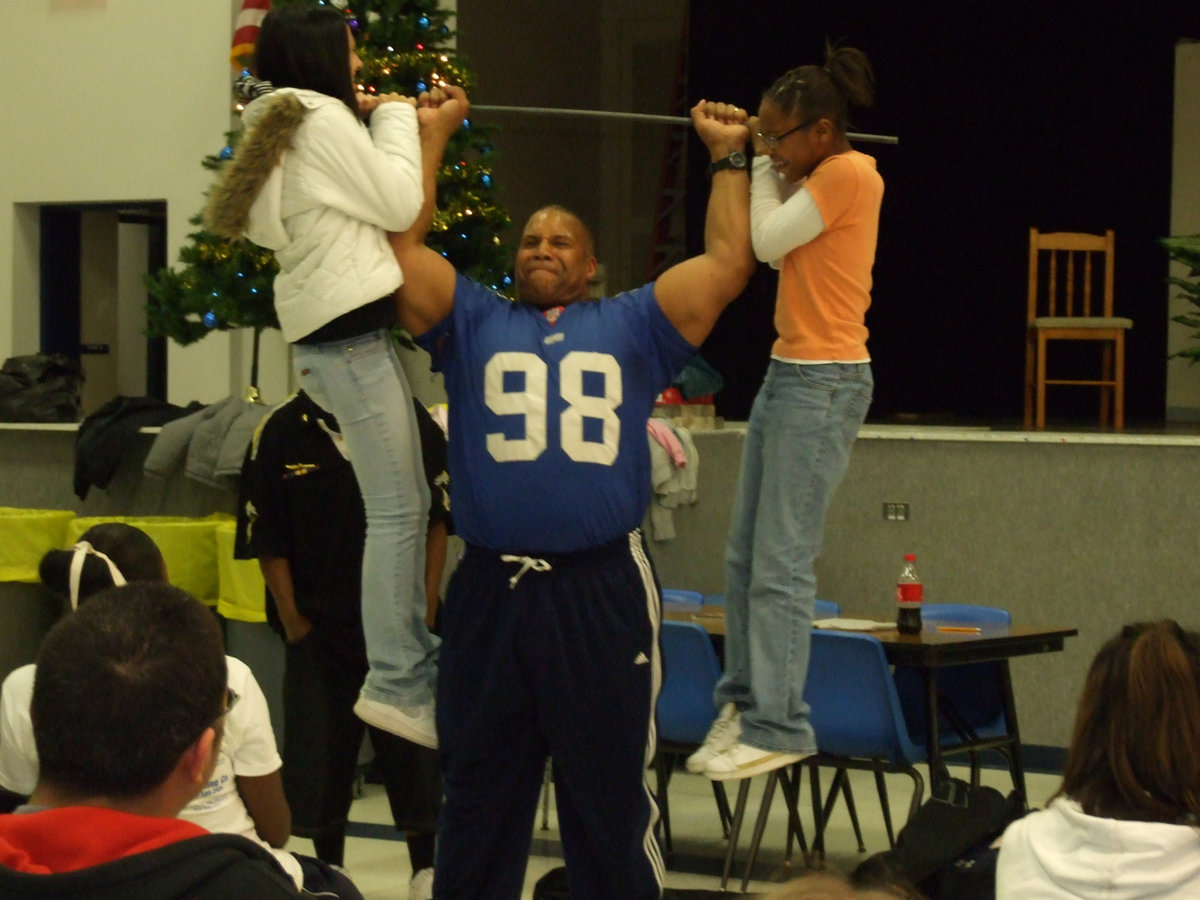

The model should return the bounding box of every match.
[687,1,1198,425]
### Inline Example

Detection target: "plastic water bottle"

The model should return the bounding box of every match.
[895,553,923,634]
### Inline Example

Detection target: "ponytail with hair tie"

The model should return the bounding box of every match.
[68,541,126,611]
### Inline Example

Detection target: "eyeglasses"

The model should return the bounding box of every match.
[756,119,815,150]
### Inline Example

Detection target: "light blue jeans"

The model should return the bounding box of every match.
[292,329,438,707]
[714,360,873,753]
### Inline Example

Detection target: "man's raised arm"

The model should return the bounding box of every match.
[389,86,470,338]
[654,100,756,347]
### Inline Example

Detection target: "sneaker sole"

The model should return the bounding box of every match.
[353,700,438,749]
[685,751,715,775]
[705,750,813,781]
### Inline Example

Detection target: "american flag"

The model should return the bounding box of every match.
[230,0,271,69]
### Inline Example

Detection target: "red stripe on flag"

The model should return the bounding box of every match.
[231,0,272,67]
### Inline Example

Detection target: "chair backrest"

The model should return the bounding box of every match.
[662,588,704,608]
[803,629,922,764]
[919,603,1010,627]
[1027,228,1115,322]
[814,598,841,618]
[658,620,723,745]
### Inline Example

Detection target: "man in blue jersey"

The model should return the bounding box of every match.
[391,87,754,900]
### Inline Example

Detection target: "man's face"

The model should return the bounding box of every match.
[514,208,597,309]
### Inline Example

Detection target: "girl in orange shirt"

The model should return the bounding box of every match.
[691,45,884,780]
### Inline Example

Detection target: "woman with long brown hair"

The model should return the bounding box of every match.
[997,619,1200,897]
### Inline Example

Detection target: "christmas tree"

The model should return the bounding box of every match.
[145,0,511,353]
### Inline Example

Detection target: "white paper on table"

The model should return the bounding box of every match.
[813,617,896,631]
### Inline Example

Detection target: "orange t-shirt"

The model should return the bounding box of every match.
[772,150,883,361]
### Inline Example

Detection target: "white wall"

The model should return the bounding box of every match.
[1166,40,1200,420]
[0,0,242,405]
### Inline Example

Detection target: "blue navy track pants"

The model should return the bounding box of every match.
[433,530,665,900]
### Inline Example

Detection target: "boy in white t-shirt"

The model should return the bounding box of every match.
[0,524,360,898]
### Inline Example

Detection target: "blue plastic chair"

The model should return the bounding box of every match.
[814,598,840,619]
[892,603,1017,790]
[661,587,704,609]
[725,629,925,891]
[654,620,737,860]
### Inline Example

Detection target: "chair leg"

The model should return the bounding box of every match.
[540,759,552,830]
[712,781,733,838]
[654,753,673,860]
[741,771,781,893]
[1036,333,1048,429]
[1114,333,1125,430]
[780,764,809,867]
[721,778,753,890]
[1024,330,1035,429]
[905,768,926,824]
[839,770,867,853]
[1100,342,1112,428]
[875,768,896,848]
[809,765,825,869]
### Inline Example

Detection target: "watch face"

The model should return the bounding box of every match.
[711,151,749,174]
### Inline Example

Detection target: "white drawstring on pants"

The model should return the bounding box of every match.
[500,555,552,589]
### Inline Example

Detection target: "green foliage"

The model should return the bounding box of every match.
[145,0,512,348]
[1163,234,1200,362]
[344,0,512,289]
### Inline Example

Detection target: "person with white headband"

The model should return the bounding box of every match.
[0,523,360,898]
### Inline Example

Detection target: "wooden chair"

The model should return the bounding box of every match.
[1024,228,1132,429]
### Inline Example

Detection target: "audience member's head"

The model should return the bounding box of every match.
[38,523,167,611]
[763,866,926,900]
[1054,618,1200,824]
[849,854,927,899]
[30,582,227,812]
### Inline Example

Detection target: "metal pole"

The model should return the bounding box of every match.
[472,104,899,145]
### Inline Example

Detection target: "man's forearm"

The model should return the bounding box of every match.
[403,126,455,247]
[704,159,754,277]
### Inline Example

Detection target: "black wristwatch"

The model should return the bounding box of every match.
[709,151,749,175]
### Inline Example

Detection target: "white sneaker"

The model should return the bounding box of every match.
[703,740,812,781]
[685,702,740,773]
[409,866,434,900]
[354,697,438,749]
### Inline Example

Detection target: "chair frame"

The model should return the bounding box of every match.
[721,631,925,892]
[1024,228,1127,429]
[654,620,736,863]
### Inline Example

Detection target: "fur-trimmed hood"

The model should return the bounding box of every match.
[195,87,422,342]
[203,91,307,246]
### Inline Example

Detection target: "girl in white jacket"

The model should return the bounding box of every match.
[206,2,438,748]
[996,620,1200,899]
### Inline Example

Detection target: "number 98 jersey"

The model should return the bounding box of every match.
[416,275,697,554]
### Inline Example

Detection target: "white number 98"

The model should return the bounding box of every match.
[484,351,622,465]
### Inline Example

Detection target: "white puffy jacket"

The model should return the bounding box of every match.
[236,88,423,342]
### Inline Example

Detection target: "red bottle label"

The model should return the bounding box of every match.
[896,582,923,605]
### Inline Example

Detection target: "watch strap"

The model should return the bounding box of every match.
[709,151,749,175]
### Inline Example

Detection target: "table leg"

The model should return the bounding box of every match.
[924,668,950,789]
[998,660,1028,805]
